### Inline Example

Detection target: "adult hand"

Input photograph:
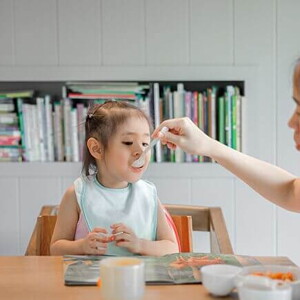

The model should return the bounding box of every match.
[80,227,109,255]
[152,117,215,157]
[110,223,141,254]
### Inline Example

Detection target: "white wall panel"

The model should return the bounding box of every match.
[190,0,234,65]
[235,181,275,256]
[234,0,276,166]
[145,0,189,65]
[0,178,19,255]
[277,208,300,265]
[19,177,61,254]
[146,177,191,205]
[14,0,58,65]
[191,178,235,246]
[234,0,275,65]
[0,0,13,65]
[102,0,145,65]
[59,176,79,204]
[58,0,101,65]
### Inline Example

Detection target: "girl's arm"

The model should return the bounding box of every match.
[50,186,108,255]
[137,200,179,256]
[50,186,84,255]
[153,117,300,213]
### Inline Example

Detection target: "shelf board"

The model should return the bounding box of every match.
[0,162,233,178]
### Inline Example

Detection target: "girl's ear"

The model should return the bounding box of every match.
[87,137,103,160]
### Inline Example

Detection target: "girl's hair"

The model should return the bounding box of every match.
[294,57,300,94]
[82,101,153,176]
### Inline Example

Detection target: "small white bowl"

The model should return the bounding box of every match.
[201,264,242,296]
[235,275,292,300]
[236,265,300,300]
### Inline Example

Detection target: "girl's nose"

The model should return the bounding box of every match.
[288,111,298,130]
[133,145,143,157]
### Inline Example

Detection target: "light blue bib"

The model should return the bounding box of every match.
[74,176,158,256]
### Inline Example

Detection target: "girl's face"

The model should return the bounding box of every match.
[97,116,151,188]
[288,68,300,151]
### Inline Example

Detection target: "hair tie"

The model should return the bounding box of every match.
[88,113,93,119]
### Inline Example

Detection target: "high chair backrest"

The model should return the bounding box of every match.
[25,204,233,255]
[25,205,58,256]
[164,204,234,254]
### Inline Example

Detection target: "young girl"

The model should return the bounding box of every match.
[50,101,178,256]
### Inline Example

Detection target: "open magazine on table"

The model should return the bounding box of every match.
[63,252,260,286]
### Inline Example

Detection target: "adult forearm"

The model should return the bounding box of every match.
[210,140,297,211]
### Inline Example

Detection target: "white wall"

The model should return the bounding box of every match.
[0,0,300,265]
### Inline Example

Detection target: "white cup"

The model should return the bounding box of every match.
[100,257,145,300]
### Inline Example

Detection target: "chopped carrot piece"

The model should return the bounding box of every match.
[251,271,295,282]
[97,278,102,287]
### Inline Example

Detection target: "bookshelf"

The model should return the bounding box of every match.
[0,80,244,164]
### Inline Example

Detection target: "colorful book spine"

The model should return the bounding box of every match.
[225,86,234,148]
[63,99,72,162]
[54,102,64,161]
[45,95,54,161]
[185,92,192,162]
[70,108,79,162]
[153,83,162,163]
[36,97,46,162]
[17,98,25,158]
[218,96,225,144]
[198,92,204,163]
[231,94,237,150]
[192,91,199,162]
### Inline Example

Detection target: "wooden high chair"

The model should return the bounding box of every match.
[164,204,234,254]
[25,204,233,255]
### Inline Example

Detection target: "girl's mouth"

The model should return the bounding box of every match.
[130,165,144,172]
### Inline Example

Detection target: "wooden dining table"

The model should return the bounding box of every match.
[0,256,295,300]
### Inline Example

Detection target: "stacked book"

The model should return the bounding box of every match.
[0,91,33,162]
[65,81,149,102]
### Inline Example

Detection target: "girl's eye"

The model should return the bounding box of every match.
[122,142,133,146]
[142,143,149,147]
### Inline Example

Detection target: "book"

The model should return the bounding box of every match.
[225,86,235,148]
[36,97,46,162]
[53,102,64,161]
[0,90,34,99]
[67,93,137,100]
[153,83,162,163]
[63,252,260,286]
[0,99,14,112]
[70,108,79,162]
[173,84,185,163]
[63,99,72,162]
[218,96,225,144]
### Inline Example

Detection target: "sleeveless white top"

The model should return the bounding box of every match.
[74,175,158,256]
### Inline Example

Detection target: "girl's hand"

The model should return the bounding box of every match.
[152,117,216,157]
[80,227,109,255]
[110,223,141,254]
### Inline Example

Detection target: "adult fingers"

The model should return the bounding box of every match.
[152,118,185,138]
